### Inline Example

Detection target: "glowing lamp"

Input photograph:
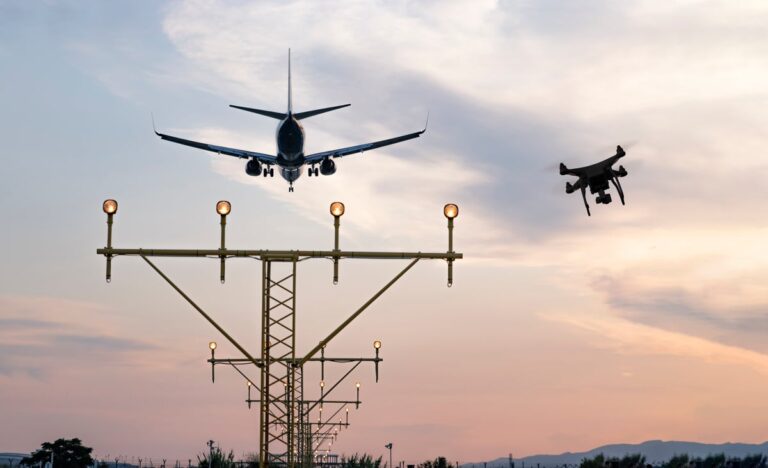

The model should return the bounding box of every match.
[373,340,382,350]
[216,200,231,216]
[443,203,459,219]
[330,201,345,217]
[209,341,217,351]
[103,199,118,215]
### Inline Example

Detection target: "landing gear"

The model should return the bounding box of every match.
[308,166,318,177]
[289,183,294,192]
[269,168,274,177]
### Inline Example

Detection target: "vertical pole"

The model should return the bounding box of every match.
[447,217,454,287]
[219,215,226,283]
[259,260,270,468]
[333,216,340,284]
[289,259,297,468]
[106,213,113,282]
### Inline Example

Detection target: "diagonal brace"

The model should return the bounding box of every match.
[140,255,261,369]
[300,258,419,367]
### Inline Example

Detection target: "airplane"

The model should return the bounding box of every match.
[559,145,628,216]
[154,51,427,192]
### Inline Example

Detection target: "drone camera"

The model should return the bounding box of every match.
[596,194,612,204]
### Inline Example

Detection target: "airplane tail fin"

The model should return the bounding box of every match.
[288,48,293,114]
[229,105,287,120]
[294,104,350,120]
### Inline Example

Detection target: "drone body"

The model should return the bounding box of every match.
[560,145,628,216]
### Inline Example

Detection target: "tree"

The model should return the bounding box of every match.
[419,457,455,468]
[341,454,383,468]
[21,438,94,468]
[196,441,235,468]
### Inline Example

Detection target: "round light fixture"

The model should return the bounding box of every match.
[209,341,217,350]
[373,340,382,350]
[216,200,231,216]
[443,203,459,219]
[103,199,118,215]
[330,201,345,217]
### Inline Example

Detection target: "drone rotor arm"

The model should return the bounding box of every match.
[580,183,591,216]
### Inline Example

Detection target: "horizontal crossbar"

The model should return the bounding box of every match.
[97,248,462,260]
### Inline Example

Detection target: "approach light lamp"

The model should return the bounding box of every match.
[319,380,325,389]
[208,341,217,383]
[355,381,361,409]
[216,201,230,284]
[330,201,345,284]
[444,203,459,219]
[216,200,231,216]
[444,203,459,288]
[247,381,252,409]
[373,340,382,382]
[102,199,119,282]
[330,201,345,217]
[103,199,118,215]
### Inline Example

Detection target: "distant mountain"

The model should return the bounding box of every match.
[465,440,768,468]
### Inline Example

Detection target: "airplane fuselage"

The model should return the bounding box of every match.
[275,114,306,183]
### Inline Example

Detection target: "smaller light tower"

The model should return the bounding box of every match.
[102,199,118,282]
[216,200,231,283]
[208,341,217,382]
[330,201,345,284]
[444,203,459,287]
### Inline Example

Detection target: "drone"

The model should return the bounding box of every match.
[559,145,628,216]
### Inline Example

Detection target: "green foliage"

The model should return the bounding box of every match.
[579,453,646,468]
[196,441,235,468]
[580,453,767,468]
[341,454,383,468]
[581,454,607,468]
[664,455,690,468]
[21,438,94,468]
[419,457,457,468]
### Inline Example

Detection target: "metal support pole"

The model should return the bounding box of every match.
[220,214,226,283]
[447,217,454,287]
[106,213,113,282]
[333,216,340,284]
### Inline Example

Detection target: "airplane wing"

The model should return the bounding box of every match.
[304,122,427,163]
[155,129,277,164]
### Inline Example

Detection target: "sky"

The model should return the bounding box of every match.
[1,0,768,465]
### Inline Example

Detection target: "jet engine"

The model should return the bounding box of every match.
[320,158,336,176]
[245,159,262,176]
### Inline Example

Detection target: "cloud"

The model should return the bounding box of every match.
[546,312,768,376]
[0,295,159,378]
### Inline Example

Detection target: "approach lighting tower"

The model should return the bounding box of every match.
[97,199,462,468]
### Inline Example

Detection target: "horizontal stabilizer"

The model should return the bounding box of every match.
[230,105,287,120]
[294,104,350,120]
